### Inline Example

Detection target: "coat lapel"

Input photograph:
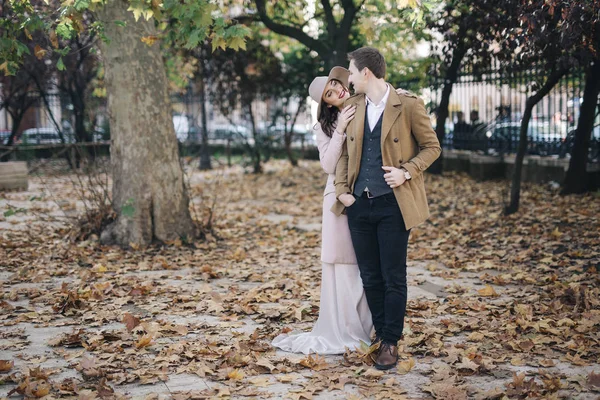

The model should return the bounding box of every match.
[381,85,403,145]
[353,95,366,170]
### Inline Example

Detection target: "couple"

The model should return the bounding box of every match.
[272,47,441,370]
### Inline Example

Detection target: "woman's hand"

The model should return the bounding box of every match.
[335,105,356,134]
[338,193,356,207]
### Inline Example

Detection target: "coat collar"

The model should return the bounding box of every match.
[381,84,403,144]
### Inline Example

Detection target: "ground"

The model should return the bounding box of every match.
[0,159,599,399]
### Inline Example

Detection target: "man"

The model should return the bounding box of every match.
[470,110,486,152]
[453,111,472,150]
[332,47,441,370]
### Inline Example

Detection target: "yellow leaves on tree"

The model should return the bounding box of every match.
[141,36,159,46]
[34,45,47,60]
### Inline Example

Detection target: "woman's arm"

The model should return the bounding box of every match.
[315,123,345,175]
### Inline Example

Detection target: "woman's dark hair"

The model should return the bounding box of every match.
[319,103,339,138]
[318,79,347,137]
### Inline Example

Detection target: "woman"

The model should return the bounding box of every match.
[271,66,373,354]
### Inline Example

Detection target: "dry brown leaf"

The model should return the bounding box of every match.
[397,357,416,374]
[227,368,245,380]
[122,313,141,332]
[468,332,485,341]
[255,357,277,373]
[588,371,600,391]
[249,376,272,387]
[135,334,154,349]
[298,354,328,371]
[477,285,499,297]
[364,368,385,378]
[0,360,14,372]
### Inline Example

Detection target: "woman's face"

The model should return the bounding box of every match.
[321,79,349,110]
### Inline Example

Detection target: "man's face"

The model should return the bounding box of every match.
[348,60,367,94]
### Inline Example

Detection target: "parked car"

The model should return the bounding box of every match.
[19,128,75,145]
[208,124,253,145]
[483,121,565,156]
[558,124,600,161]
[0,130,11,145]
[173,114,190,142]
[259,124,315,148]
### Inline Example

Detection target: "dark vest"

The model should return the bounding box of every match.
[353,111,392,197]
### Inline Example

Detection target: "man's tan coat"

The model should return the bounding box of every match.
[332,85,441,230]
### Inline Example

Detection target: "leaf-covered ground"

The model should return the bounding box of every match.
[0,160,599,399]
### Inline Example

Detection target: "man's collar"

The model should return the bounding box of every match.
[365,84,390,107]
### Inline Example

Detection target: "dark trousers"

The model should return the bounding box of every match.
[346,192,410,344]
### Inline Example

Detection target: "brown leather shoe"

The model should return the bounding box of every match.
[368,336,382,363]
[374,342,398,370]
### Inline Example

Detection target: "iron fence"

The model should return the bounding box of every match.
[428,60,600,161]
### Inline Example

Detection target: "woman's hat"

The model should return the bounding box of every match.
[308,66,350,118]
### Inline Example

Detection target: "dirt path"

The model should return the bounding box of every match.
[1,160,598,399]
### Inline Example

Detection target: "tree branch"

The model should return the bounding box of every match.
[254,0,329,55]
[320,0,337,40]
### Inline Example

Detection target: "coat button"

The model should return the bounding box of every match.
[394,138,399,142]
[350,136,354,141]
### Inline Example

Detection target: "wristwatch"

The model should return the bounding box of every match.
[402,168,411,180]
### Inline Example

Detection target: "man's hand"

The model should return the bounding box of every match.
[382,166,407,188]
[338,193,356,207]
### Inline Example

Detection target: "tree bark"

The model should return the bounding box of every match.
[561,59,600,195]
[429,41,467,175]
[96,0,196,247]
[505,66,568,215]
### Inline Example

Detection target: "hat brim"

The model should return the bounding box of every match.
[316,67,350,120]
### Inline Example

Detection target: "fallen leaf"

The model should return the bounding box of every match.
[249,376,272,387]
[397,357,415,374]
[477,285,499,297]
[135,334,154,349]
[227,368,244,380]
[122,313,141,332]
[0,360,14,372]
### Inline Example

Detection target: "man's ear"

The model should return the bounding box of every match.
[363,67,370,77]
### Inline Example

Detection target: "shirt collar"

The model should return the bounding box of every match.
[365,84,390,108]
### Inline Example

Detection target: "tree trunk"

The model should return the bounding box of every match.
[284,99,304,167]
[284,133,297,167]
[429,43,466,175]
[96,0,196,247]
[561,59,600,195]
[505,66,568,215]
[197,70,211,170]
[246,102,262,174]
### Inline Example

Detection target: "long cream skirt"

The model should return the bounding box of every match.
[271,262,373,355]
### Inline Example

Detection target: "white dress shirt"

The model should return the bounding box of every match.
[365,84,390,131]
[362,84,390,193]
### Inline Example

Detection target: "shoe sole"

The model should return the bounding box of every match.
[374,362,397,371]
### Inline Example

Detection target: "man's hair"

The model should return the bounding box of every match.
[347,47,386,79]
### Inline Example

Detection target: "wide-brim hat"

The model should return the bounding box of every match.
[308,66,350,119]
